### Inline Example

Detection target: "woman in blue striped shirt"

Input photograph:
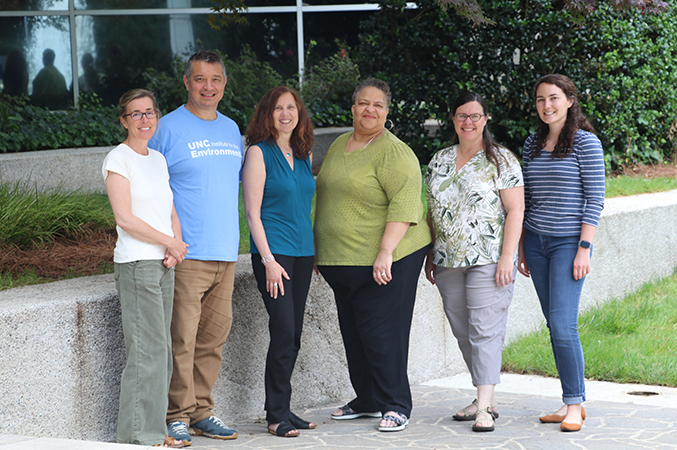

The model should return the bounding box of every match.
[518,74,605,432]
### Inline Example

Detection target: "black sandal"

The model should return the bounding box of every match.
[268,421,298,437]
[290,412,317,429]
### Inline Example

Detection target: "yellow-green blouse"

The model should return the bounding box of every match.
[314,130,431,266]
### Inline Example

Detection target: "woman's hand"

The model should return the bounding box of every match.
[424,249,436,285]
[165,237,188,264]
[164,253,178,268]
[495,256,514,287]
[265,259,290,299]
[373,249,393,285]
[573,247,591,280]
[517,233,530,278]
[517,251,530,277]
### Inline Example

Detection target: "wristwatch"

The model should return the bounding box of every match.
[578,240,591,249]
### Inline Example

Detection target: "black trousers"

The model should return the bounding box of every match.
[318,245,428,418]
[252,254,314,423]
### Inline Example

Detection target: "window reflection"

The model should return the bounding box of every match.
[2,0,68,11]
[75,0,213,9]
[0,16,72,109]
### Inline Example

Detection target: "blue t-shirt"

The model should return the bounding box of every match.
[249,140,315,257]
[149,105,243,261]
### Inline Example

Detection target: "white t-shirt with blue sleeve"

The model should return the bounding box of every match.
[149,106,243,261]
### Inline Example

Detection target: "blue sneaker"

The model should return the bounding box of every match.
[167,421,191,446]
[191,415,238,440]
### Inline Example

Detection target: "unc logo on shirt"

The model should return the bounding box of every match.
[188,139,242,159]
[188,140,210,150]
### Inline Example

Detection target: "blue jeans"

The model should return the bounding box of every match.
[523,230,587,404]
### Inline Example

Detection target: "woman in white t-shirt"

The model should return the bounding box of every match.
[102,89,188,448]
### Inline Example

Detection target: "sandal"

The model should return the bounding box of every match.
[452,399,499,421]
[378,411,409,432]
[472,408,495,432]
[290,412,317,429]
[154,436,185,448]
[268,421,299,437]
[331,404,382,420]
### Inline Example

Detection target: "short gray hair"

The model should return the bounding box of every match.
[184,50,227,80]
[352,78,392,109]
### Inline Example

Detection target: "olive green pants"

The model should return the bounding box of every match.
[115,260,174,445]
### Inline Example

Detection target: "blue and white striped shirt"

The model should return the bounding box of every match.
[523,130,605,236]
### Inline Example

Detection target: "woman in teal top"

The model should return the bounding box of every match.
[242,86,316,438]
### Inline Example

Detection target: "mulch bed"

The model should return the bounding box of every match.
[1,163,675,283]
[0,226,116,279]
[610,163,677,178]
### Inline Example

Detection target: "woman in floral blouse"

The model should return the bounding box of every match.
[424,92,524,433]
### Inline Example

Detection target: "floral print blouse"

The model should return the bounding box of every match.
[425,145,523,268]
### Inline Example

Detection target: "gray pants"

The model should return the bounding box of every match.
[436,264,515,386]
[115,260,174,445]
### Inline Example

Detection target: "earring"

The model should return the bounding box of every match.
[385,119,394,131]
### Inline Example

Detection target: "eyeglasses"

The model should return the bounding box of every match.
[453,113,486,122]
[123,111,157,121]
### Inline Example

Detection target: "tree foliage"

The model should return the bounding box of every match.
[357,0,677,169]
[436,0,669,24]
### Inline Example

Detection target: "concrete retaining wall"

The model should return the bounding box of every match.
[0,129,351,193]
[1,189,675,441]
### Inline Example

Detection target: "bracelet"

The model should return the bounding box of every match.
[261,254,275,264]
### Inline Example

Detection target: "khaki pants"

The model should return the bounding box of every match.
[436,263,515,387]
[167,259,235,425]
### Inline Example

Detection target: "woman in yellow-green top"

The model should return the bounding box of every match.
[314,78,431,433]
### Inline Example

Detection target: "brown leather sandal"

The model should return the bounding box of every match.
[453,399,499,421]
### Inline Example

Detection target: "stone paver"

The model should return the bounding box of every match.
[3,374,677,449]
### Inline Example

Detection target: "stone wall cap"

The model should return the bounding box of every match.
[603,189,677,216]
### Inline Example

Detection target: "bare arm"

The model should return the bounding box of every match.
[373,221,410,285]
[242,145,289,298]
[496,186,524,286]
[105,172,187,263]
[424,211,436,285]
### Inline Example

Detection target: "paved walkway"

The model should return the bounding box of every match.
[3,373,677,449]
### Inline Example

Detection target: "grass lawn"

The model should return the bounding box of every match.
[605,176,677,197]
[502,270,677,386]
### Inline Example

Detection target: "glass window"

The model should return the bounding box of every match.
[302,0,375,5]
[75,0,212,10]
[74,14,173,105]
[193,12,298,80]
[1,15,72,109]
[304,10,372,62]
[2,0,68,11]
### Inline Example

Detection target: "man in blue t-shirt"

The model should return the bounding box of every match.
[149,50,242,445]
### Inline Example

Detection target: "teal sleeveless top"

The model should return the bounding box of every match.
[249,139,315,257]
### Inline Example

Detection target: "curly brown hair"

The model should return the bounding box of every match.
[532,74,596,159]
[245,86,314,160]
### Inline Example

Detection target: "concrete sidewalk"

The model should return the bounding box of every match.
[3,373,677,449]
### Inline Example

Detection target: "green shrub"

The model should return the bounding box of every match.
[357,0,677,169]
[0,181,114,247]
[299,40,360,127]
[0,94,120,153]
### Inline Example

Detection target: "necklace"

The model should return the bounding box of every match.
[353,128,384,150]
